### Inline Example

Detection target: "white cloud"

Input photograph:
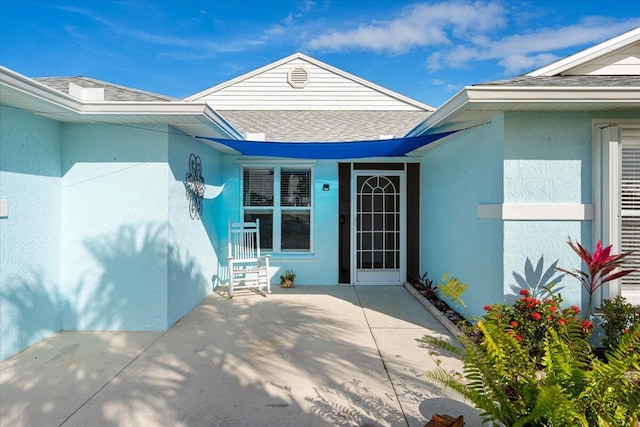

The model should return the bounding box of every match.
[428,16,640,74]
[499,53,559,75]
[431,79,463,92]
[304,1,640,75]
[307,1,506,53]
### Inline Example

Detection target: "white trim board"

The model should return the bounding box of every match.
[478,204,595,220]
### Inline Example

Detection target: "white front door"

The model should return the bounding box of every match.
[351,171,406,285]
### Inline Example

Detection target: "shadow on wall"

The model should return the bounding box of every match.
[73,223,170,330]
[167,242,210,325]
[1,271,72,361]
[201,194,229,290]
[3,221,214,360]
[507,255,565,305]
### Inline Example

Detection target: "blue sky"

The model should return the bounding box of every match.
[1,0,639,108]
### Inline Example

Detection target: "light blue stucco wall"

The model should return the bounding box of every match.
[420,117,505,318]
[1,115,230,361]
[502,112,594,309]
[61,123,170,331]
[0,106,63,361]
[421,110,637,318]
[167,131,223,325]
[220,156,339,285]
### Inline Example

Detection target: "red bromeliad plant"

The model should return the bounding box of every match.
[556,238,634,318]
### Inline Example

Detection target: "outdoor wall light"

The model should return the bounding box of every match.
[184,153,205,220]
[323,184,330,191]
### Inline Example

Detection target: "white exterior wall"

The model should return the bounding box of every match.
[566,41,640,75]
[194,58,427,111]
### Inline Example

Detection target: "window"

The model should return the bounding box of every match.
[242,166,312,252]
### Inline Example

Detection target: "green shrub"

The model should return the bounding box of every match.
[425,316,640,426]
[601,296,640,350]
[484,288,592,364]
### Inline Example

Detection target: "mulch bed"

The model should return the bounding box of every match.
[409,280,471,328]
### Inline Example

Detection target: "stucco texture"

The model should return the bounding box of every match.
[0,107,63,361]
[1,116,226,361]
[502,112,594,309]
[219,157,339,286]
[420,117,505,318]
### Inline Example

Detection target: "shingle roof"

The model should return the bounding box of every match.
[477,75,640,87]
[34,77,176,102]
[218,110,432,142]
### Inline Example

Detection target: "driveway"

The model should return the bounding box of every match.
[1,285,481,427]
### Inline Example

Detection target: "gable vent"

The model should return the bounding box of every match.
[288,67,309,88]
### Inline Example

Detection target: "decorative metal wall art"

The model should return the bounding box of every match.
[184,153,205,220]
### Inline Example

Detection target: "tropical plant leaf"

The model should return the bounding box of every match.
[436,273,467,308]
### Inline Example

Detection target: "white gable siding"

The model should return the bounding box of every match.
[565,41,640,75]
[196,58,425,111]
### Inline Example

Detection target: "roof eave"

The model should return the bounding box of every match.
[409,85,640,136]
[466,85,640,102]
[405,89,470,136]
[1,65,83,112]
[1,66,240,140]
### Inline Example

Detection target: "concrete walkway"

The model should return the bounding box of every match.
[1,286,481,427]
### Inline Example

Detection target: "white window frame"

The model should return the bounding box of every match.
[593,120,640,302]
[239,160,315,254]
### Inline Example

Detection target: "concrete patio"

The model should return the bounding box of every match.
[1,285,481,427]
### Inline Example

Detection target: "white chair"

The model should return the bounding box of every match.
[227,219,270,297]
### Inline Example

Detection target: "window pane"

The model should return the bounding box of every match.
[281,211,310,250]
[244,210,273,250]
[281,169,311,207]
[243,168,274,207]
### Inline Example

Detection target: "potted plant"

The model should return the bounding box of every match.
[280,268,295,288]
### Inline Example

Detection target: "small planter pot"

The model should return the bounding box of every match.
[281,279,294,288]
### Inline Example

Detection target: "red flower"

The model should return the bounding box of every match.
[570,305,580,314]
[557,318,567,325]
[514,335,523,342]
[548,306,557,313]
[519,289,530,296]
[509,321,518,328]
[581,320,594,331]
[484,305,492,311]
[530,312,542,321]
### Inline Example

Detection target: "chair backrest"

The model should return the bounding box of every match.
[228,219,262,261]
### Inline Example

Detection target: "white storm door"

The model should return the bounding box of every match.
[352,171,406,285]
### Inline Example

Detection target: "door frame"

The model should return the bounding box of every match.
[350,169,406,285]
[594,120,640,304]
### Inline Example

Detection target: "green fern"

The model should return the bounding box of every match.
[425,313,640,426]
[436,272,468,308]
